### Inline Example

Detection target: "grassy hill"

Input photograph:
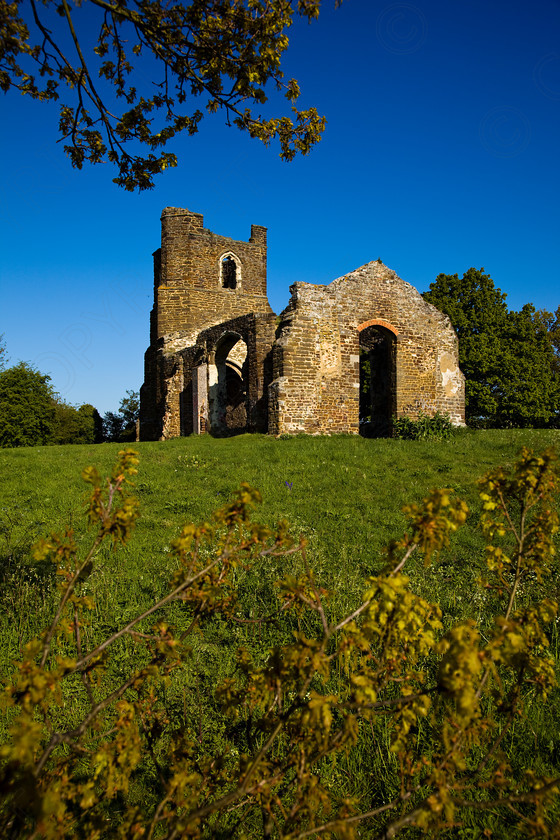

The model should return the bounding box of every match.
[2,429,560,652]
[1,429,560,836]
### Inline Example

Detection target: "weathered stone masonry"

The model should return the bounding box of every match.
[139,208,465,440]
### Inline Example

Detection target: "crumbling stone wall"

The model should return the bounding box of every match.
[268,262,464,436]
[186,313,276,437]
[140,209,465,441]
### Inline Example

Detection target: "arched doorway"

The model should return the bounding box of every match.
[208,333,248,435]
[359,324,397,437]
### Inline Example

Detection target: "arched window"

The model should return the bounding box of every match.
[222,257,236,289]
[219,252,241,290]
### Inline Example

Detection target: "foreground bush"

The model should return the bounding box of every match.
[0,447,559,838]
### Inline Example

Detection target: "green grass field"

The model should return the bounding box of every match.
[2,429,560,837]
[2,428,560,633]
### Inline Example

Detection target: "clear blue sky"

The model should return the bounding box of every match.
[1,0,559,414]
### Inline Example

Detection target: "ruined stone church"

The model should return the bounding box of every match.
[139,207,465,440]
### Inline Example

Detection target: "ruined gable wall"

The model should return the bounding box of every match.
[269,262,465,435]
[269,284,348,434]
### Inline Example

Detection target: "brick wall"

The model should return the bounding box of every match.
[152,207,271,341]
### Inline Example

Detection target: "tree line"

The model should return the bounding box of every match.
[423,268,560,428]
[0,337,139,448]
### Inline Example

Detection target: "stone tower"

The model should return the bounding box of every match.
[140,207,273,440]
[150,206,270,343]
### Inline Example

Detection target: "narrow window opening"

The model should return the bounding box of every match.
[222,256,237,289]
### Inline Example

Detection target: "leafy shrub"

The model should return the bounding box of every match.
[393,410,454,441]
[1,447,559,838]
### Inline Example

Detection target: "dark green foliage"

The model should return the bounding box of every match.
[102,410,125,442]
[0,344,102,447]
[550,306,560,365]
[423,268,560,427]
[0,362,55,448]
[423,268,510,424]
[393,411,454,441]
[0,335,7,372]
[532,306,560,377]
[51,402,103,445]
[496,304,560,428]
[103,390,139,442]
[118,390,140,441]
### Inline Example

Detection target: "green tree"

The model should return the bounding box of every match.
[1,0,328,190]
[0,362,55,448]
[551,306,560,363]
[102,410,124,442]
[495,304,560,428]
[533,305,560,373]
[51,401,104,445]
[102,389,139,441]
[423,268,559,427]
[118,389,140,440]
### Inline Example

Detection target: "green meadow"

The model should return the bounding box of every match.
[2,428,560,631]
[2,429,560,836]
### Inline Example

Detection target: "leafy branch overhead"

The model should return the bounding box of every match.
[1,0,329,190]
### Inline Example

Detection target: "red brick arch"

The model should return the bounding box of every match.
[357,318,399,336]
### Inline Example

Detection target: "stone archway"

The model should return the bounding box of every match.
[358,322,397,437]
[208,332,248,435]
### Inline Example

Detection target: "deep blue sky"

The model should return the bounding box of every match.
[1,0,559,414]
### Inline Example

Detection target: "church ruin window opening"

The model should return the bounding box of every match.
[359,324,397,438]
[179,347,207,437]
[220,253,241,290]
[222,257,236,289]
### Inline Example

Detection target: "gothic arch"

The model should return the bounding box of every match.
[219,251,242,290]
[208,331,248,435]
